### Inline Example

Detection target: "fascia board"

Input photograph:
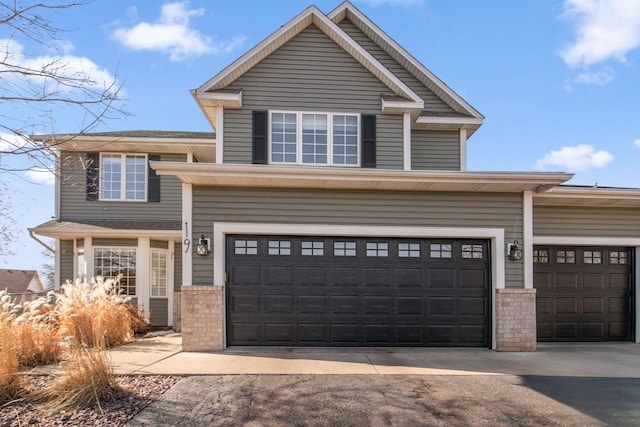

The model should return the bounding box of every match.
[328,2,483,119]
[195,5,423,104]
[416,116,484,125]
[30,228,180,240]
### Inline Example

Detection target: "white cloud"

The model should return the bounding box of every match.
[563,67,614,90]
[560,0,640,68]
[0,38,118,94]
[634,139,640,148]
[358,0,423,6]
[0,133,32,152]
[112,2,245,61]
[24,168,55,186]
[535,144,614,171]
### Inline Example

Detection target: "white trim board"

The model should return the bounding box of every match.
[533,236,640,246]
[212,222,506,350]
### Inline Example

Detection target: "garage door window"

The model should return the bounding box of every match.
[268,240,291,255]
[583,250,602,264]
[366,242,388,257]
[533,249,549,264]
[235,240,258,255]
[399,243,420,258]
[462,244,483,259]
[301,241,324,256]
[430,243,452,258]
[610,251,628,264]
[556,250,575,264]
[334,241,356,257]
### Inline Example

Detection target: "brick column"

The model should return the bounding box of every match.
[495,288,537,352]
[181,286,224,351]
[172,292,181,332]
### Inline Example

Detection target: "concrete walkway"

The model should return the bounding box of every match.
[107,333,640,378]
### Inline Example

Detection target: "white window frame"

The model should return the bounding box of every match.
[269,111,360,167]
[93,246,138,297]
[150,249,168,298]
[99,153,148,202]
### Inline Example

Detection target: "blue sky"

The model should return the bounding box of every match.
[1,0,639,276]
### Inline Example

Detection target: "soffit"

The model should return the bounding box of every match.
[533,186,640,208]
[151,162,573,193]
[29,220,181,240]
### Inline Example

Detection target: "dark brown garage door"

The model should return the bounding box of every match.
[226,235,490,347]
[534,246,633,342]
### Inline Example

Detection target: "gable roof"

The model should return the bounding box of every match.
[328,1,483,120]
[193,4,423,108]
[0,269,43,294]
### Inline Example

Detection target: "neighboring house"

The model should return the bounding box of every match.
[0,269,45,303]
[32,2,640,351]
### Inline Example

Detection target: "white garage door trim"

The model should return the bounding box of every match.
[213,222,506,349]
[535,235,640,344]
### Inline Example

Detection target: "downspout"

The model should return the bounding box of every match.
[28,228,55,254]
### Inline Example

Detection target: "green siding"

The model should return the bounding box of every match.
[412,131,460,171]
[59,239,74,285]
[59,152,185,221]
[93,238,137,247]
[149,298,168,326]
[533,205,640,237]
[192,187,524,288]
[223,25,402,167]
[174,246,182,292]
[338,19,456,115]
[151,240,169,249]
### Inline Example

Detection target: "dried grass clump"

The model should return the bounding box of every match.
[56,277,133,348]
[40,319,123,410]
[0,291,25,402]
[125,303,152,336]
[12,296,61,367]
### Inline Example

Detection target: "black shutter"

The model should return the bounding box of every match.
[252,110,268,164]
[148,154,161,202]
[86,152,99,201]
[361,114,376,168]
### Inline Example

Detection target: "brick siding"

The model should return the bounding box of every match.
[181,286,224,351]
[495,288,537,352]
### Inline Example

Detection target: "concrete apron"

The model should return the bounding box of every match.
[103,334,640,378]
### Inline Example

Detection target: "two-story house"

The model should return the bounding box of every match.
[32,1,640,352]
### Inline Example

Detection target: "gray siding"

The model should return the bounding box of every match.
[174,246,182,292]
[192,187,524,288]
[534,205,640,237]
[338,19,456,115]
[412,131,460,171]
[149,298,168,326]
[224,25,403,168]
[59,239,74,284]
[93,238,137,247]
[151,240,169,249]
[377,115,403,169]
[59,152,185,221]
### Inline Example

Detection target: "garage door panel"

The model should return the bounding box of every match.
[395,268,424,288]
[265,266,294,286]
[429,269,455,288]
[583,274,605,289]
[555,273,579,289]
[534,246,632,342]
[265,295,294,313]
[459,269,487,288]
[228,236,490,347]
[299,296,326,314]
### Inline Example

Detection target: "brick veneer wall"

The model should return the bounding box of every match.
[495,288,537,352]
[172,292,181,332]
[181,286,224,351]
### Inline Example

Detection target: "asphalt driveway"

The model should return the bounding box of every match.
[128,374,640,426]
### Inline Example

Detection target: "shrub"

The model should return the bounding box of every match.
[125,303,152,336]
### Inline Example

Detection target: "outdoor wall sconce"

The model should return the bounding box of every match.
[196,235,210,256]
[507,240,523,261]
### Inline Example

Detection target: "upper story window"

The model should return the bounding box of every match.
[100,154,147,201]
[270,111,359,166]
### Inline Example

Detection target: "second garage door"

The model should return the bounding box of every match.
[226,235,490,347]
[534,246,633,342]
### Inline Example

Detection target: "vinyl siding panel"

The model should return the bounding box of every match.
[59,239,74,284]
[149,298,168,326]
[533,205,640,237]
[59,152,185,221]
[151,240,169,249]
[223,25,402,167]
[412,131,460,171]
[174,247,182,292]
[338,19,456,115]
[93,238,137,247]
[377,115,403,169]
[192,187,524,288]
